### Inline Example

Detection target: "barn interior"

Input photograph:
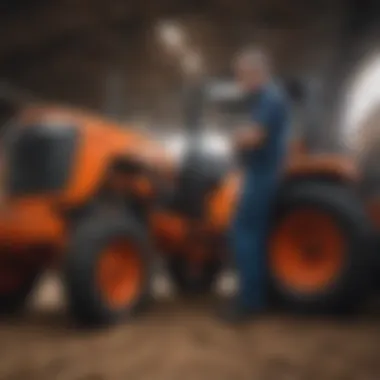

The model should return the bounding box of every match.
[0,1,379,380]
[0,0,379,139]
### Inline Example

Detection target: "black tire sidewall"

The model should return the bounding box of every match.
[0,271,40,314]
[64,215,153,326]
[268,183,371,313]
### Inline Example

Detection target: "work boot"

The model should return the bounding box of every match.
[216,297,262,324]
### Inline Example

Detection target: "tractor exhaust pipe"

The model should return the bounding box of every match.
[182,78,205,137]
[181,76,207,156]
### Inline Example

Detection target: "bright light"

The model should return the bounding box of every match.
[341,52,380,151]
[201,131,231,155]
[162,131,232,161]
[206,81,243,101]
[156,21,185,53]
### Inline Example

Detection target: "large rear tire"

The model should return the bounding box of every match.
[63,213,153,327]
[370,233,380,291]
[268,182,372,314]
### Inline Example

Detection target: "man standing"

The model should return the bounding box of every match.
[220,48,290,323]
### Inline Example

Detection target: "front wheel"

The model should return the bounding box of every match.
[63,214,153,327]
[268,182,372,314]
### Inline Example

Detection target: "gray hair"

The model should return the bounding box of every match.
[234,47,271,74]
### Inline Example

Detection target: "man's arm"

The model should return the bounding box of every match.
[234,93,278,150]
[235,123,266,149]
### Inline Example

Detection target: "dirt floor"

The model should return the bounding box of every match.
[0,274,379,380]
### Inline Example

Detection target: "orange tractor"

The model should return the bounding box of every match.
[0,104,173,325]
[0,82,376,327]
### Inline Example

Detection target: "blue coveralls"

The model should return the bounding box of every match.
[231,83,289,310]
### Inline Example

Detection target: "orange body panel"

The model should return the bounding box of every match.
[0,197,64,247]
[207,170,242,231]
[150,211,218,263]
[285,152,359,182]
[14,105,171,206]
[149,173,243,254]
[0,104,172,255]
[150,212,189,252]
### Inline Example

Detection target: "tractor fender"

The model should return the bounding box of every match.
[284,154,360,187]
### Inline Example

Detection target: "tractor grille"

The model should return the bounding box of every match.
[7,123,78,195]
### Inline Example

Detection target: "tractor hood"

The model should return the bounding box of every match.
[3,116,79,197]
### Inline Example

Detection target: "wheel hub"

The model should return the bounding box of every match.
[302,243,323,262]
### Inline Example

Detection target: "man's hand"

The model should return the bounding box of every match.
[234,124,266,150]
